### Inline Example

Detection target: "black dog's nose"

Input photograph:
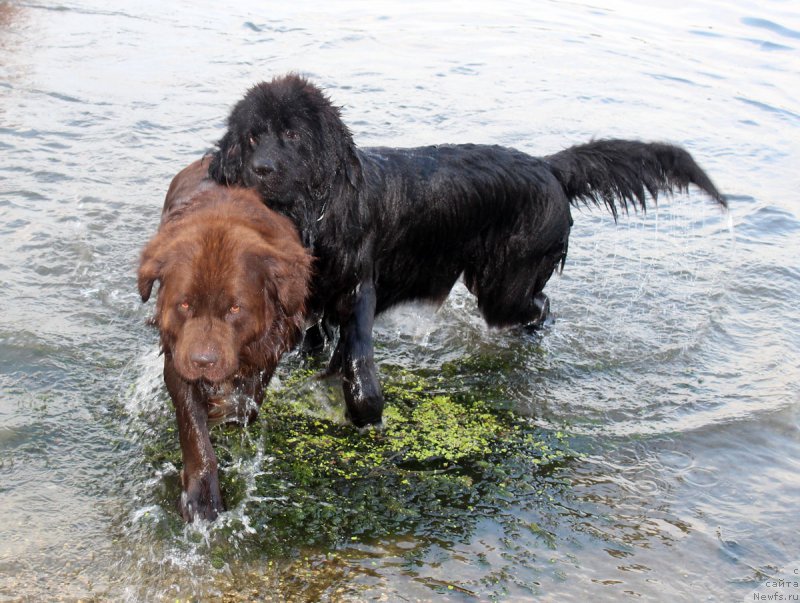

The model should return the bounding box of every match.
[252,157,276,176]
[191,351,218,369]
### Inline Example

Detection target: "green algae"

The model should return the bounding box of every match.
[208,362,575,553]
[135,357,577,558]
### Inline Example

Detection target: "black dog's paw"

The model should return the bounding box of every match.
[524,293,552,331]
[356,421,385,435]
[179,471,224,523]
[301,322,330,356]
[341,355,385,427]
[344,394,385,430]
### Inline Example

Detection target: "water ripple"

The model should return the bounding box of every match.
[1,1,799,601]
[742,16,800,40]
[736,96,800,123]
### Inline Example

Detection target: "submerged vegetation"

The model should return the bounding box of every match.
[136,355,577,567]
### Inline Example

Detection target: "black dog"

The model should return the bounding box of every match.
[209,74,726,428]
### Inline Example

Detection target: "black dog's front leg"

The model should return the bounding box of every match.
[163,354,224,522]
[336,281,384,427]
[301,322,328,356]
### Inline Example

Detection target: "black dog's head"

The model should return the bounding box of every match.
[209,74,362,216]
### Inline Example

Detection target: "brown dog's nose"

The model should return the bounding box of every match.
[191,350,219,369]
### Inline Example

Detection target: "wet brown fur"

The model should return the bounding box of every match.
[137,157,311,521]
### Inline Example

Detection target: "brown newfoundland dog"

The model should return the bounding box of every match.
[138,157,311,522]
[208,74,727,430]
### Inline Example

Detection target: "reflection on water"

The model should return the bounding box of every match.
[1,0,799,600]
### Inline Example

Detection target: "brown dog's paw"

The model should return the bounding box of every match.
[179,471,224,522]
[206,392,259,428]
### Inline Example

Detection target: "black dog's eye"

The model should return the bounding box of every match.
[283,129,300,141]
[248,135,258,148]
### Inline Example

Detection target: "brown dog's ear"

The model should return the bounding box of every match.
[137,244,163,302]
[264,250,312,318]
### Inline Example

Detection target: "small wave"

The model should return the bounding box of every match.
[735,96,800,124]
[733,204,800,241]
[742,16,800,40]
[647,73,706,88]
[40,90,83,104]
[123,346,165,417]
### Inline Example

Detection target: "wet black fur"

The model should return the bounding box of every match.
[209,74,726,426]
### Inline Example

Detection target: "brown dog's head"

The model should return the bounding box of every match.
[138,189,311,383]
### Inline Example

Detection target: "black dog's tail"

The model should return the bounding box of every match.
[546,139,726,219]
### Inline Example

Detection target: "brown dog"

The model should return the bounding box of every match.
[137,157,312,522]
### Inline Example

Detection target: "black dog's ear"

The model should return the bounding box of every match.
[208,131,243,186]
[317,101,363,190]
[344,143,363,189]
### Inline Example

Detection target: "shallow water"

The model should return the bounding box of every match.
[1,0,799,600]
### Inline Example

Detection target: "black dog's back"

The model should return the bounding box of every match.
[356,144,573,323]
[355,140,725,327]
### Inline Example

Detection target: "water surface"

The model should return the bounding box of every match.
[1,0,799,600]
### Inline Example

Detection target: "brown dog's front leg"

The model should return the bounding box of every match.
[163,355,224,522]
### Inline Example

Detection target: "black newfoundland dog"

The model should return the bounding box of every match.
[209,74,726,428]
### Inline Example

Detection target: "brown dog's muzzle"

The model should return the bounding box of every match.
[173,318,238,383]
[189,345,219,372]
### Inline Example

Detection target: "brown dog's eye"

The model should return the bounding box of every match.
[229,304,241,314]
[284,129,299,141]
[179,301,190,311]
